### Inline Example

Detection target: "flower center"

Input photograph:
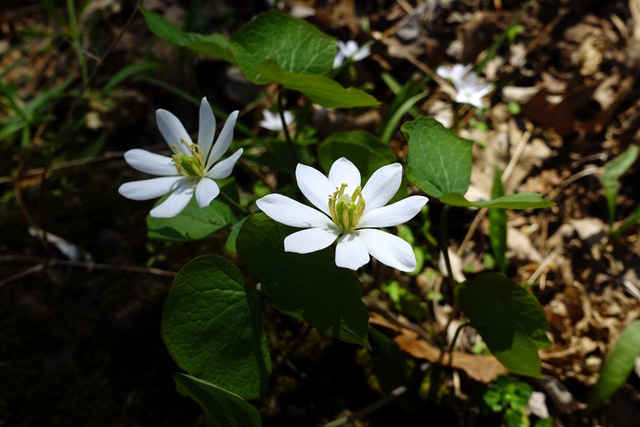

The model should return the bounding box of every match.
[328,183,365,232]
[170,139,206,178]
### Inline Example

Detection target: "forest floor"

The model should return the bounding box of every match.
[1,0,640,426]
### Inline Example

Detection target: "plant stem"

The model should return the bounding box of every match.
[440,204,457,290]
[219,191,248,214]
[277,87,299,164]
[446,321,470,358]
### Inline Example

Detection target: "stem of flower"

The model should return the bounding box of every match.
[440,204,457,291]
[277,87,300,165]
[445,321,470,363]
[219,192,248,214]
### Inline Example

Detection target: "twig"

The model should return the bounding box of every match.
[544,167,601,202]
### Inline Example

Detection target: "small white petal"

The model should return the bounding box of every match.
[257,194,334,229]
[208,148,243,179]
[335,233,370,270]
[195,177,220,208]
[333,52,345,68]
[296,163,334,216]
[118,176,188,200]
[359,196,428,228]
[352,45,371,62]
[361,163,402,213]
[198,97,216,157]
[284,228,339,254]
[328,157,361,190]
[150,181,195,218]
[123,149,178,176]
[156,109,193,154]
[207,110,238,168]
[357,229,416,272]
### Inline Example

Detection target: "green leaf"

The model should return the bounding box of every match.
[174,374,262,427]
[162,256,270,399]
[403,118,473,198]
[139,6,234,63]
[588,320,640,411]
[236,214,370,347]
[257,59,380,108]
[456,273,551,377]
[229,10,335,84]
[603,145,639,227]
[147,197,233,242]
[489,167,507,273]
[318,131,396,181]
[439,192,554,209]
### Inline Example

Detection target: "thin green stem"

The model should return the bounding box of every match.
[446,321,470,360]
[440,204,456,291]
[219,191,248,215]
[66,0,88,83]
[277,87,299,164]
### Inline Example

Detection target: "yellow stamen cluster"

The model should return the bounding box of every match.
[171,138,206,178]
[328,183,365,232]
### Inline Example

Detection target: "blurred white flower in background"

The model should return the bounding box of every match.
[260,109,293,131]
[333,40,371,68]
[437,64,493,109]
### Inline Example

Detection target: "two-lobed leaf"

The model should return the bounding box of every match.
[174,374,262,427]
[456,273,551,377]
[257,59,380,108]
[229,10,335,84]
[162,256,270,399]
[236,214,370,347]
[402,118,473,198]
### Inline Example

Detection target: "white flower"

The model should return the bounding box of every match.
[437,64,493,109]
[260,109,293,131]
[436,64,473,87]
[118,97,242,218]
[256,158,428,271]
[333,40,371,68]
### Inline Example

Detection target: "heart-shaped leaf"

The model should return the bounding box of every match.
[162,256,270,399]
[229,10,335,84]
[403,118,473,198]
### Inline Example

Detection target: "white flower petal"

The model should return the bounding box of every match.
[150,180,195,218]
[352,45,371,61]
[357,228,416,272]
[118,176,188,200]
[207,110,238,168]
[328,157,361,190]
[123,149,178,176]
[359,195,428,228]
[335,234,370,270]
[195,177,220,208]
[156,109,192,154]
[296,163,334,216]
[284,228,339,254]
[198,97,216,157]
[208,148,243,179]
[361,163,402,213]
[333,52,345,68]
[257,194,334,229]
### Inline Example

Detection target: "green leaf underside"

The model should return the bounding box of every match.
[318,131,396,180]
[257,59,380,108]
[229,10,335,84]
[139,6,234,63]
[588,320,640,411]
[456,273,551,377]
[440,192,555,209]
[162,256,270,399]
[403,118,473,198]
[147,196,233,242]
[174,374,261,427]
[236,214,370,347]
[603,145,639,225]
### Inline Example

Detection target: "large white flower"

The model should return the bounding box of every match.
[256,158,428,271]
[118,97,242,218]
